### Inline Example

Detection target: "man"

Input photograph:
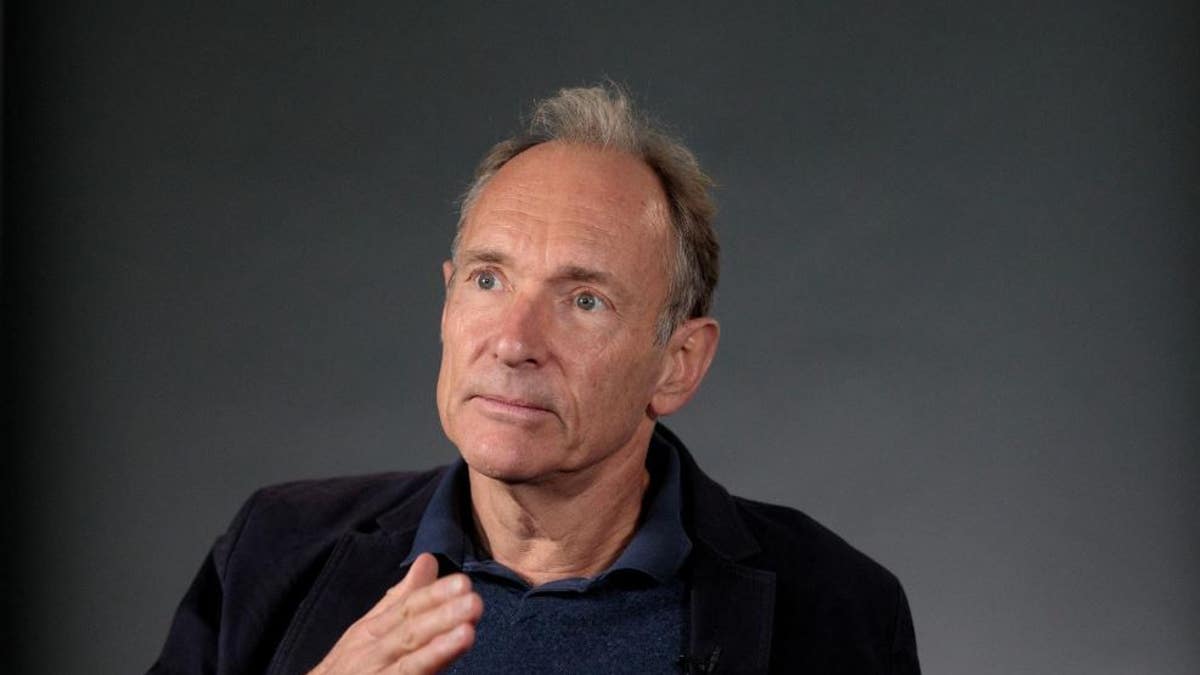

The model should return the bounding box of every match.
[151,84,920,674]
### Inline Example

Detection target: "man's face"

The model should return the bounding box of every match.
[436,141,674,484]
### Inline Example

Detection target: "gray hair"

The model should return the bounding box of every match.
[455,84,719,344]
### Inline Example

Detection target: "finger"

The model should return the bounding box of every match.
[394,623,476,674]
[364,553,441,620]
[367,571,475,634]
[366,572,473,637]
[379,590,482,656]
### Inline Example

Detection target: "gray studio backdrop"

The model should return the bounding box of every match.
[5,2,1197,674]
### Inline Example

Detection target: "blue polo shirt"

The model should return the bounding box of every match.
[402,442,693,673]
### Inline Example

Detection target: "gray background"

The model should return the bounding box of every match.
[4,2,1197,673]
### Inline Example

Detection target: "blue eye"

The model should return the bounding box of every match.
[575,293,602,311]
[475,271,498,290]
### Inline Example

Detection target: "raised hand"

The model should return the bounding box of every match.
[308,553,483,674]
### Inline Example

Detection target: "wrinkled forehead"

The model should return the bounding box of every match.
[458,143,674,272]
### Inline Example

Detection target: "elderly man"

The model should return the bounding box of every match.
[151,85,920,674]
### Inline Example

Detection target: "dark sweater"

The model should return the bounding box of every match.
[448,572,688,674]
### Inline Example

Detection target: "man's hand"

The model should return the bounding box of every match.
[309,553,483,674]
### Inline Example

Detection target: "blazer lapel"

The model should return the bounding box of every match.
[265,528,418,675]
[264,470,441,675]
[656,425,777,675]
[688,547,776,675]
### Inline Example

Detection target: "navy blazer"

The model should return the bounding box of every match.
[150,426,920,674]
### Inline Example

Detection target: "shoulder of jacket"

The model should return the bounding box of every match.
[213,467,446,577]
[728,495,902,593]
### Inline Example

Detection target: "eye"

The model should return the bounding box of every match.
[475,270,499,290]
[574,292,605,311]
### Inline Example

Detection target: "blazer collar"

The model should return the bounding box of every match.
[653,423,761,562]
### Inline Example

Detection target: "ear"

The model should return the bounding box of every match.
[649,317,720,417]
[442,260,455,288]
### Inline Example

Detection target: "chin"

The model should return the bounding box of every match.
[451,423,564,484]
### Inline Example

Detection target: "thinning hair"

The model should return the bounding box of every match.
[455,84,719,344]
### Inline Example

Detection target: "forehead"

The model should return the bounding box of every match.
[459,142,673,269]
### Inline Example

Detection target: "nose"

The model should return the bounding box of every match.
[493,291,549,368]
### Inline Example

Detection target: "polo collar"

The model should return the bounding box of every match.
[399,433,692,586]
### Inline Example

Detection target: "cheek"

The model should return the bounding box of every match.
[570,342,662,418]
[442,299,486,361]
[436,336,457,415]
[437,303,477,405]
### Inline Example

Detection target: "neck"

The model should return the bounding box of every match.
[466,432,653,587]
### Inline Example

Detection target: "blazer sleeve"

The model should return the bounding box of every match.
[891,581,921,675]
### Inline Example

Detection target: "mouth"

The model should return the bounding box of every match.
[474,394,552,411]
[470,394,556,422]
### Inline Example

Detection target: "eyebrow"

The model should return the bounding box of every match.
[457,248,509,266]
[457,247,623,293]
[554,265,614,286]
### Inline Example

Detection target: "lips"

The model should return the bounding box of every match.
[472,394,553,413]
[468,391,558,424]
